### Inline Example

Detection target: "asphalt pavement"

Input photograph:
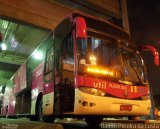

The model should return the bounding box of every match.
[0,118,160,129]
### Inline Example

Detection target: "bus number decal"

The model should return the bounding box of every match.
[130,86,137,93]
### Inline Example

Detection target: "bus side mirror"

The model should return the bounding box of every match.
[140,45,159,66]
[74,17,87,39]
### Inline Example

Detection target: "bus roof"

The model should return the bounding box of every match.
[72,12,136,48]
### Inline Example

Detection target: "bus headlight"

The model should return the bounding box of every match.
[78,87,106,96]
[141,95,150,100]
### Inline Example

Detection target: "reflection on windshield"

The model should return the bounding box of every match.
[77,37,122,81]
[121,49,145,84]
[78,37,121,66]
[77,36,146,85]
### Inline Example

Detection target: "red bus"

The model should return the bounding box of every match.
[0,13,159,126]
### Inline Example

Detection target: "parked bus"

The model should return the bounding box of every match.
[1,13,159,126]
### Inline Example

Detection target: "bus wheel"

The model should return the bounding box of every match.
[5,105,8,118]
[85,116,103,126]
[37,99,55,123]
[30,115,38,121]
[37,99,43,122]
[43,116,55,123]
[128,116,141,120]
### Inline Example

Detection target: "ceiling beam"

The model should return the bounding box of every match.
[0,77,8,86]
[0,0,73,30]
[0,61,20,71]
[0,50,28,65]
[0,0,121,30]
[53,0,121,19]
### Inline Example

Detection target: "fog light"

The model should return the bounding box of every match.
[89,102,96,107]
[82,101,88,106]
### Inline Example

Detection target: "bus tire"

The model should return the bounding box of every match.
[30,115,38,121]
[37,99,55,123]
[5,105,8,118]
[85,116,103,126]
[128,116,141,120]
[37,99,44,122]
[43,116,55,123]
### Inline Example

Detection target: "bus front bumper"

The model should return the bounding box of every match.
[74,89,151,116]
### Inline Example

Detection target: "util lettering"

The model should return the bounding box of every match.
[93,82,107,89]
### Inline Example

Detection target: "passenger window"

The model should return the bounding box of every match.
[44,47,54,81]
[62,33,74,83]
[63,34,74,65]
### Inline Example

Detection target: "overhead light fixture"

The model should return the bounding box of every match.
[1,43,7,50]
[33,51,43,60]
[0,44,2,52]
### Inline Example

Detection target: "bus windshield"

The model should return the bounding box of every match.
[77,36,146,85]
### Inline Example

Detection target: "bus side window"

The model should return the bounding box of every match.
[62,33,74,84]
[63,34,74,65]
[62,33,74,71]
[44,47,54,81]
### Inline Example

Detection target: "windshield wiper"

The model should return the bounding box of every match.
[132,64,142,85]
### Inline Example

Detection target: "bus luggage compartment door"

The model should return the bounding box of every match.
[54,83,74,115]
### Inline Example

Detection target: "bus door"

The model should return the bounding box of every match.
[43,46,54,115]
[61,32,75,113]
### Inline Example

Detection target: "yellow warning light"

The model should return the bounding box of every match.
[87,67,114,76]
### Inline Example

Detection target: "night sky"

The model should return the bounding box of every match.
[127,0,160,95]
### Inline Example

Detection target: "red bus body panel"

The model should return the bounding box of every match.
[13,63,27,94]
[76,75,149,99]
[32,63,44,100]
